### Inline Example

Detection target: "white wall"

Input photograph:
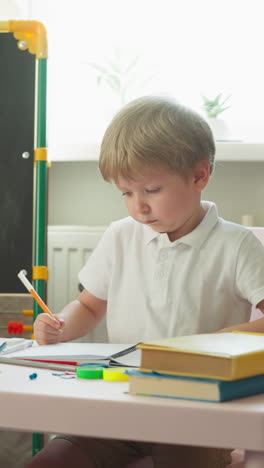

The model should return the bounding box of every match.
[48,161,264,227]
[0,0,29,18]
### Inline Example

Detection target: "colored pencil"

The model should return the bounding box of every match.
[18,270,56,318]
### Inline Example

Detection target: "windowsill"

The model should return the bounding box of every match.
[48,142,264,162]
[215,142,264,161]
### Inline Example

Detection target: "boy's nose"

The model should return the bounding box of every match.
[134,195,149,213]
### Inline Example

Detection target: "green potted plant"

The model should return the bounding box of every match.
[89,56,139,106]
[201,93,231,140]
[202,93,231,118]
[86,50,153,129]
[88,49,152,106]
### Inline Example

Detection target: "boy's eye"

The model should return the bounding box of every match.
[145,188,160,193]
[122,192,132,197]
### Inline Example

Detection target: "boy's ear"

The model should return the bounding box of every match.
[193,160,210,191]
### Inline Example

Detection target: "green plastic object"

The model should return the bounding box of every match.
[77,367,104,379]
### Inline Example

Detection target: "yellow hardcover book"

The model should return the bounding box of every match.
[138,332,264,381]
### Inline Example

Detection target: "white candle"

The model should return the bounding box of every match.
[241,214,254,226]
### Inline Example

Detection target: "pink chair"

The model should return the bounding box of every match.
[226,450,245,467]
[128,228,264,468]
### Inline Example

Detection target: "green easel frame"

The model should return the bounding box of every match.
[0,20,48,456]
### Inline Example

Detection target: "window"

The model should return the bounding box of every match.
[24,0,264,157]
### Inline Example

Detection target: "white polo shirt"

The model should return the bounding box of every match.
[79,201,264,343]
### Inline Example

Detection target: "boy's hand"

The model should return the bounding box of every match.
[33,313,65,345]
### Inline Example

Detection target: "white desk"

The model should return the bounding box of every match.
[0,363,264,467]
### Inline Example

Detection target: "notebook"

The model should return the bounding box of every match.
[8,341,141,367]
[127,369,264,402]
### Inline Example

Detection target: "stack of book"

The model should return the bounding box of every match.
[127,332,264,402]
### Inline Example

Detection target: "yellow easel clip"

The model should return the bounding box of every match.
[32,266,49,282]
[34,148,47,162]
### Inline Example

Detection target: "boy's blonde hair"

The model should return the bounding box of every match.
[99,95,215,182]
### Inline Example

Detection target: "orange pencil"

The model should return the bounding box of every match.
[18,269,55,318]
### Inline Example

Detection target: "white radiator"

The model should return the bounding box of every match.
[47,225,108,342]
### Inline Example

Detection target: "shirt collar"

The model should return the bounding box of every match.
[142,201,219,249]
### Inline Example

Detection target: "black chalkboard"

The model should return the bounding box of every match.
[0,33,35,293]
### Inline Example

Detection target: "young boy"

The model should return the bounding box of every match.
[26,96,264,468]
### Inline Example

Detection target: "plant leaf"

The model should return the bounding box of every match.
[124,56,140,74]
[89,63,109,74]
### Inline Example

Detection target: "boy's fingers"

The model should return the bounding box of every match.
[51,317,65,330]
[35,331,62,345]
[52,317,62,328]
[58,318,65,327]
[35,314,62,329]
[33,314,64,345]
